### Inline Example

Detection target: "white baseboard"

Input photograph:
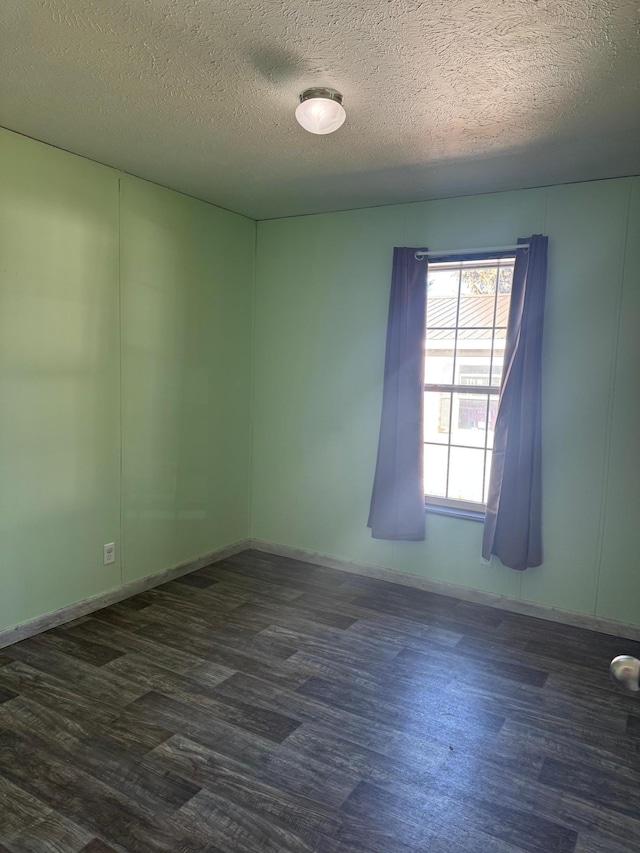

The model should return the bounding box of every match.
[249,538,640,642]
[6,534,638,649]
[0,538,250,650]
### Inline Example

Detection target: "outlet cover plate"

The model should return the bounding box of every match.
[103,542,116,565]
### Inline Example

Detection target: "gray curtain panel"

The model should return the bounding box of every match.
[368,247,427,540]
[483,234,549,570]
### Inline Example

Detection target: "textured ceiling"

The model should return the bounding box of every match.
[1,0,639,219]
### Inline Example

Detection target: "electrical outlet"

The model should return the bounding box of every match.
[103,542,116,565]
[479,554,492,567]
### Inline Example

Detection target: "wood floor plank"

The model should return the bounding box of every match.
[0,695,200,817]
[135,620,297,674]
[574,834,640,853]
[625,713,640,738]
[151,734,343,846]
[342,779,578,853]
[60,618,210,674]
[211,671,404,752]
[103,652,234,700]
[36,630,125,668]
[78,842,122,853]
[0,731,211,853]
[176,787,316,853]
[539,755,640,820]
[0,662,120,728]
[284,721,451,790]
[0,775,55,844]
[130,699,357,806]
[455,760,640,848]
[295,674,506,737]
[3,809,94,852]
[3,640,146,708]
[227,601,357,634]
[335,822,527,853]
[173,573,219,589]
[286,587,453,635]
[196,566,305,603]
[128,688,301,744]
[0,687,17,705]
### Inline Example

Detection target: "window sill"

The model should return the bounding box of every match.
[424,502,485,523]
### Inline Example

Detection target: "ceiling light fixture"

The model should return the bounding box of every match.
[295,88,346,135]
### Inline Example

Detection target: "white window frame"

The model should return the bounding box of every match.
[424,256,515,515]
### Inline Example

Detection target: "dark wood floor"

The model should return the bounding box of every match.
[1,549,640,852]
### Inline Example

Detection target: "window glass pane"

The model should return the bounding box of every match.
[425,329,455,384]
[458,294,497,328]
[424,391,451,444]
[494,293,510,329]
[450,392,489,448]
[456,359,491,388]
[484,450,493,504]
[447,446,485,503]
[491,328,507,386]
[498,265,513,293]
[424,443,448,497]
[487,396,499,449]
[456,329,494,354]
[427,268,459,298]
[461,266,498,296]
[426,296,457,328]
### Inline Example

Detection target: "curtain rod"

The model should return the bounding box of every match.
[415,243,529,259]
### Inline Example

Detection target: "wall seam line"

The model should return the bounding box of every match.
[247,218,258,539]
[593,179,633,617]
[117,175,124,586]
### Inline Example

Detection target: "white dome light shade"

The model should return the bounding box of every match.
[295,88,346,135]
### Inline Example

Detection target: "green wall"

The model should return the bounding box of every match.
[252,177,640,626]
[0,129,255,633]
[120,176,254,582]
[2,122,639,635]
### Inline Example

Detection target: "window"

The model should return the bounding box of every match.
[424,256,514,513]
